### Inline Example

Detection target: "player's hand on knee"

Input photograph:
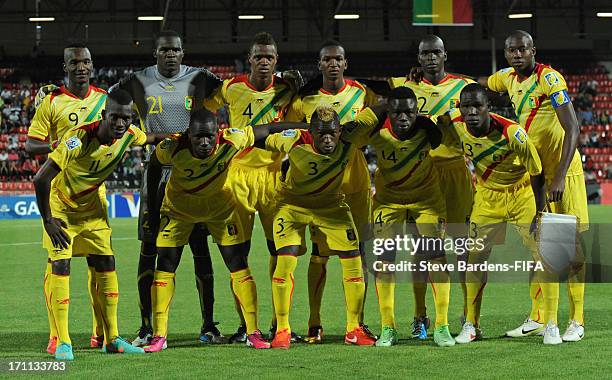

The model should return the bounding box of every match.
[43,217,70,249]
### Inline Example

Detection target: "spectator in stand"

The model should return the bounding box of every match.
[7,149,19,179]
[21,158,33,180]
[0,150,8,179]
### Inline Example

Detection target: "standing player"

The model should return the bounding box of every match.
[482,30,588,341]
[26,43,107,354]
[114,30,224,346]
[204,32,296,342]
[260,105,377,349]
[33,89,157,360]
[343,87,455,347]
[285,40,378,343]
[388,35,474,337]
[438,84,562,345]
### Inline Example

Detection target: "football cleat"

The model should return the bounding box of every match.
[246,330,271,349]
[269,325,301,343]
[143,336,167,353]
[344,326,376,346]
[455,322,482,344]
[229,325,247,344]
[132,325,153,347]
[375,326,398,347]
[562,320,584,342]
[303,326,323,344]
[54,342,74,361]
[271,328,291,349]
[411,316,430,339]
[199,322,227,344]
[90,335,104,348]
[360,323,378,341]
[104,336,146,354]
[505,318,544,337]
[543,322,563,345]
[46,336,57,355]
[433,325,455,347]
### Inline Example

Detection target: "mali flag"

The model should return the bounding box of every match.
[412,0,473,26]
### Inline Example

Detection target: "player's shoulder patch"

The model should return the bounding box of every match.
[550,90,570,108]
[281,129,298,138]
[544,71,560,87]
[64,136,82,151]
[513,128,528,145]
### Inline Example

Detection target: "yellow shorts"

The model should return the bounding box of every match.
[274,201,359,255]
[157,191,249,248]
[372,189,446,239]
[434,158,474,236]
[469,181,536,249]
[44,192,111,260]
[228,163,280,241]
[548,173,589,232]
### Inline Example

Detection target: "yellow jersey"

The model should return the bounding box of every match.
[286,79,377,194]
[48,122,146,212]
[343,108,439,204]
[389,74,473,163]
[155,126,254,208]
[28,85,107,143]
[204,74,294,169]
[445,109,542,190]
[487,63,582,179]
[265,129,354,208]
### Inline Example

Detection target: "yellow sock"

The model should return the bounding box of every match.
[375,271,395,328]
[429,257,450,327]
[43,262,58,339]
[540,281,559,325]
[272,255,297,332]
[307,255,328,327]
[465,279,486,326]
[50,273,71,345]
[231,279,246,326]
[151,271,175,337]
[231,268,259,334]
[568,264,586,325]
[88,266,104,337]
[341,256,365,332]
[95,270,120,343]
[269,256,277,327]
[529,280,543,322]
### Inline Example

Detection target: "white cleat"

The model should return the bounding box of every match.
[505,318,544,337]
[132,327,153,347]
[455,322,481,344]
[562,320,584,342]
[543,322,563,345]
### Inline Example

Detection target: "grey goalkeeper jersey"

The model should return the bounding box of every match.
[117,64,221,134]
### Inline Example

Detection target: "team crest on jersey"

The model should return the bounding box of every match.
[64,136,82,151]
[185,96,193,110]
[544,72,559,86]
[514,129,527,144]
[449,99,459,109]
[227,223,238,236]
[528,96,541,108]
[282,129,297,138]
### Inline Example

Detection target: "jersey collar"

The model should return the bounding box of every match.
[319,79,348,95]
[60,85,92,99]
[422,73,451,86]
[245,74,276,92]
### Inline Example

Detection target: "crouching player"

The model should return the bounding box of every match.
[440,84,561,345]
[33,89,160,360]
[260,105,381,349]
[343,87,455,347]
[143,109,295,352]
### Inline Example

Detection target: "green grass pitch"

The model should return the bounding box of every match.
[1,206,611,378]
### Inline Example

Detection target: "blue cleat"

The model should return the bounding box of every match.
[103,336,145,354]
[411,316,430,340]
[55,343,74,361]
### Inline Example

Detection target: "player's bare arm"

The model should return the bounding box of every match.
[549,102,581,202]
[33,158,70,249]
[252,122,308,148]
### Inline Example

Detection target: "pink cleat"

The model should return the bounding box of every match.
[246,330,271,349]
[144,336,167,353]
[46,336,57,355]
[90,335,104,348]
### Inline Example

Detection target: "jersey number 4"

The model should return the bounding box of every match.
[243,103,253,118]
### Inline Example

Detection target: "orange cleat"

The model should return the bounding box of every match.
[271,328,291,349]
[344,326,376,346]
[46,336,57,355]
[90,335,104,348]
